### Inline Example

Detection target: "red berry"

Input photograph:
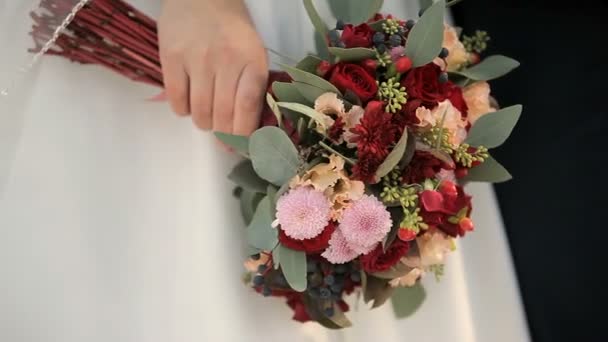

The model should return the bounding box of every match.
[455,167,469,179]
[316,61,332,77]
[459,217,474,232]
[361,59,378,73]
[439,180,458,197]
[395,56,413,73]
[398,228,417,242]
[469,53,481,65]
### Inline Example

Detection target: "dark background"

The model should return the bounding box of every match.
[453,0,608,341]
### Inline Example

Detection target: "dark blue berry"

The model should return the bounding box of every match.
[418,8,426,17]
[438,72,449,83]
[262,286,272,297]
[307,262,317,273]
[334,265,348,274]
[324,275,335,286]
[328,30,341,43]
[233,187,243,197]
[372,32,385,45]
[324,307,335,317]
[439,47,449,59]
[251,253,261,260]
[376,44,387,54]
[309,287,320,298]
[405,20,415,29]
[253,275,265,286]
[389,34,402,46]
[330,283,343,293]
[336,19,345,30]
[320,287,332,299]
[257,264,267,273]
[350,272,361,283]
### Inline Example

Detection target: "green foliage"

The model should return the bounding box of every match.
[465,105,522,148]
[246,196,278,251]
[249,127,301,186]
[404,0,446,67]
[391,283,427,319]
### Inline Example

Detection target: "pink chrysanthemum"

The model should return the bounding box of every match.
[339,195,392,254]
[276,187,332,240]
[321,229,359,264]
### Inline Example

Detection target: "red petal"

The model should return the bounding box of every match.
[420,190,445,212]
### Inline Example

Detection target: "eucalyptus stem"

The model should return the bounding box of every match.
[435,107,448,150]
[446,0,466,7]
[319,141,356,165]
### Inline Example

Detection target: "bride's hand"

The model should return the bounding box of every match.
[159,0,268,135]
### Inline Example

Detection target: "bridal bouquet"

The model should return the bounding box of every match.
[33,0,521,328]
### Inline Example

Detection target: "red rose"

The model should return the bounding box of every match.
[278,222,336,253]
[329,63,378,103]
[402,63,452,108]
[360,240,410,273]
[340,23,373,48]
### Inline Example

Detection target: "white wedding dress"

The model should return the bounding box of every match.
[0,1,529,341]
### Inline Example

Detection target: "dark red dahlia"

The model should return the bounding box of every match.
[278,222,336,253]
[350,101,399,182]
[402,151,455,184]
[360,240,410,273]
[328,117,345,142]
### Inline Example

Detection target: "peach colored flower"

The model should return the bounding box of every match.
[290,154,364,221]
[403,230,455,269]
[389,267,424,288]
[463,81,496,125]
[243,253,270,273]
[343,105,365,148]
[443,25,469,72]
[416,100,468,146]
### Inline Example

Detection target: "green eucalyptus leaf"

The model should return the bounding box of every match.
[246,196,278,251]
[214,132,249,158]
[418,0,434,11]
[465,104,522,148]
[249,127,301,186]
[276,245,307,292]
[364,275,395,308]
[240,190,264,225]
[391,283,427,319]
[375,129,409,179]
[303,0,329,36]
[404,0,446,67]
[328,47,376,62]
[277,102,329,130]
[229,160,269,194]
[272,82,309,104]
[455,55,520,81]
[328,0,384,25]
[314,32,331,61]
[293,82,329,104]
[296,55,324,74]
[272,245,282,269]
[464,155,512,183]
[266,93,282,127]
[267,185,279,215]
[279,63,341,95]
[399,132,417,169]
[383,207,405,251]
